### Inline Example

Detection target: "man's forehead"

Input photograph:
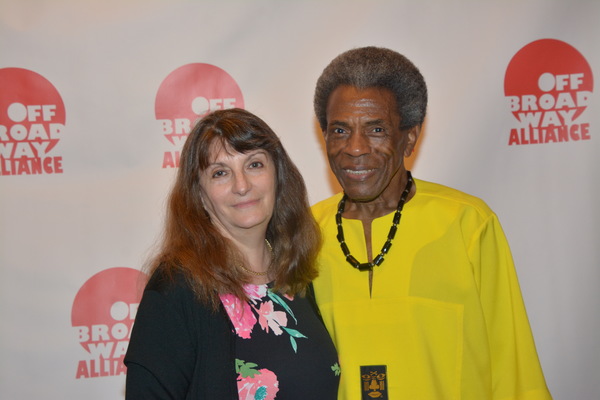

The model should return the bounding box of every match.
[326,85,400,121]
[328,85,396,106]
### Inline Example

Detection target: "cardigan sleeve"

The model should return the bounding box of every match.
[124,275,197,400]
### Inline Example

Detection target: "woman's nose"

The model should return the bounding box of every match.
[232,172,250,195]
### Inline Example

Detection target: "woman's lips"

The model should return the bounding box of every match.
[233,199,259,208]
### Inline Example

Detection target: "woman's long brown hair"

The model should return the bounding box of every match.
[146,108,321,310]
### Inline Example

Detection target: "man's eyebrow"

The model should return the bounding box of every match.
[329,119,387,127]
[328,120,351,127]
[364,119,386,126]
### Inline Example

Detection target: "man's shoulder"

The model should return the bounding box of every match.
[414,178,493,216]
[310,179,495,220]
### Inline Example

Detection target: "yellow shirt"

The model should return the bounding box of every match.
[312,179,552,400]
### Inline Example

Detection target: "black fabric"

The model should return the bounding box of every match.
[124,270,339,399]
[230,282,340,399]
[124,269,238,399]
[306,282,324,323]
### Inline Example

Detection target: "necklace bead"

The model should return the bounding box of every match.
[335,171,413,271]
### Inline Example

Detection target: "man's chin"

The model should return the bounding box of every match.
[340,188,379,203]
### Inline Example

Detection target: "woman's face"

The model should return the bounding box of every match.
[199,141,276,239]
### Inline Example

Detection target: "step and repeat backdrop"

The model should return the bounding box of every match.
[1,0,598,398]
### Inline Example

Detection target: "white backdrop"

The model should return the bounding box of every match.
[1,0,598,399]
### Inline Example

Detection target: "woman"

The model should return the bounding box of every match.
[124,108,340,399]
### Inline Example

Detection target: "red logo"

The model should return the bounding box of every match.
[71,267,146,379]
[504,39,593,146]
[0,68,66,175]
[155,63,244,168]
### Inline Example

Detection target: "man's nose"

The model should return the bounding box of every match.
[345,132,370,156]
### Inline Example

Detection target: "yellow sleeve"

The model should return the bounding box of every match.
[470,214,552,400]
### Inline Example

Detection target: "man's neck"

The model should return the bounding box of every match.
[342,171,415,223]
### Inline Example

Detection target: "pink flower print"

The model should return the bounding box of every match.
[244,283,268,303]
[220,293,257,339]
[257,300,287,335]
[237,368,279,400]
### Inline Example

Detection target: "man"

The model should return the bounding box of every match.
[311,46,552,400]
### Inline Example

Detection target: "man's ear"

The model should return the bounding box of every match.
[404,125,421,157]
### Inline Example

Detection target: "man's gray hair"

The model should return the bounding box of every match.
[314,46,428,131]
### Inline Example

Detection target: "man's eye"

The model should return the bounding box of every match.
[332,128,346,135]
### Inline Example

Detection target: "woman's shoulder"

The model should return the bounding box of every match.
[143,266,204,309]
[146,266,186,291]
[141,266,224,323]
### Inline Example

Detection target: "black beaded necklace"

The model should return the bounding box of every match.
[335,171,413,271]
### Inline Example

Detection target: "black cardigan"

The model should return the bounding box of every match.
[124,269,325,399]
[124,270,238,399]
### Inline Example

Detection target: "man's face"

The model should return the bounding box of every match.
[324,85,418,203]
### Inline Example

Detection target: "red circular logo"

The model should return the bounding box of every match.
[0,68,66,175]
[155,63,244,168]
[71,267,146,379]
[504,39,593,145]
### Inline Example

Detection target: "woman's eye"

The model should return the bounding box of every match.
[212,170,226,178]
[249,161,264,169]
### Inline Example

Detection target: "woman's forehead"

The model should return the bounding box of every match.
[206,140,268,164]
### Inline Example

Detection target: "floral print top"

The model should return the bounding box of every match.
[220,283,340,399]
